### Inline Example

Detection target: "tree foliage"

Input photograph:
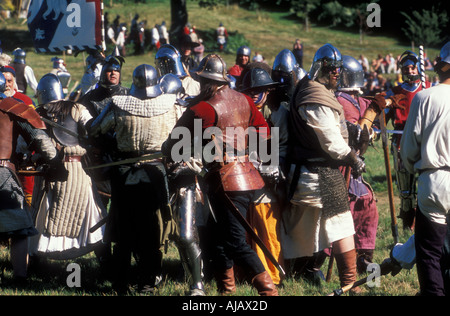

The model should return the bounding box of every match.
[400,6,449,48]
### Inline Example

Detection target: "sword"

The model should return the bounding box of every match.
[40,116,79,138]
[85,152,164,169]
[222,193,286,278]
[372,127,403,135]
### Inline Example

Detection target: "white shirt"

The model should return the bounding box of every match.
[400,83,450,224]
[24,65,38,94]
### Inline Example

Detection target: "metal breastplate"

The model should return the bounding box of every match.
[207,86,251,156]
[48,111,79,147]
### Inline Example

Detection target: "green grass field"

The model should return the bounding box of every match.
[0,1,429,296]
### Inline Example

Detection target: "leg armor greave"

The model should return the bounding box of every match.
[391,142,416,213]
[174,184,204,294]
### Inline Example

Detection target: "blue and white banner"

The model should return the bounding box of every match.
[27,0,103,53]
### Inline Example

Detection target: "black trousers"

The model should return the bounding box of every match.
[205,178,266,279]
[415,208,448,296]
[108,165,165,289]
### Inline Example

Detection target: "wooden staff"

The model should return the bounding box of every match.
[380,110,399,244]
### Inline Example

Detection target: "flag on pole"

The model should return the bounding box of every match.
[27,0,104,53]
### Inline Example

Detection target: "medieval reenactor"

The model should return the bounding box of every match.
[385,50,432,231]
[239,64,285,286]
[0,72,63,284]
[50,57,71,96]
[89,64,177,294]
[162,54,278,296]
[155,44,200,98]
[271,48,307,113]
[78,54,129,207]
[399,41,450,296]
[29,73,108,263]
[335,55,404,274]
[11,48,38,95]
[281,44,365,294]
[228,45,251,89]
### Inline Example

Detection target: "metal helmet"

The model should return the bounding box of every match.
[435,41,450,73]
[36,73,64,105]
[130,64,162,99]
[240,67,279,93]
[190,54,230,83]
[51,57,67,71]
[272,49,307,86]
[439,41,450,64]
[308,43,343,82]
[159,73,184,95]
[339,55,365,90]
[237,45,251,57]
[0,72,6,99]
[12,48,26,64]
[155,44,187,77]
[294,66,307,81]
[398,50,421,83]
[272,49,298,77]
[99,54,123,86]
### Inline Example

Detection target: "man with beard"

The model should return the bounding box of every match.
[281,44,365,294]
[0,72,63,284]
[1,65,35,107]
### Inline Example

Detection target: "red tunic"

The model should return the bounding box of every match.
[392,82,431,130]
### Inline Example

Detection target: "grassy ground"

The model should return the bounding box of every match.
[0,1,425,296]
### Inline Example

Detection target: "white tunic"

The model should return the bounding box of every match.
[400,83,450,224]
[281,104,355,259]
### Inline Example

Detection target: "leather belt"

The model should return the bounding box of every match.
[64,155,82,162]
[0,159,16,172]
[223,154,249,163]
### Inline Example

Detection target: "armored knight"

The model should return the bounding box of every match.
[385,50,431,230]
[89,64,179,294]
[281,44,365,293]
[228,45,251,88]
[11,48,38,95]
[50,57,71,96]
[155,44,200,98]
[239,65,286,285]
[271,48,307,105]
[162,54,278,296]
[78,54,129,207]
[0,72,60,282]
[29,73,107,261]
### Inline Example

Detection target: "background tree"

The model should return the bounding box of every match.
[170,0,189,47]
[400,6,449,50]
[290,0,320,32]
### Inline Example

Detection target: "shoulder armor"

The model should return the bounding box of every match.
[0,97,45,129]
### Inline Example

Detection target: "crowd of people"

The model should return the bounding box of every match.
[358,52,440,97]
[0,22,449,297]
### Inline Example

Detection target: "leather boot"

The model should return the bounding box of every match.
[357,249,374,274]
[251,271,279,296]
[215,267,236,295]
[301,251,327,286]
[335,249,360,294]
